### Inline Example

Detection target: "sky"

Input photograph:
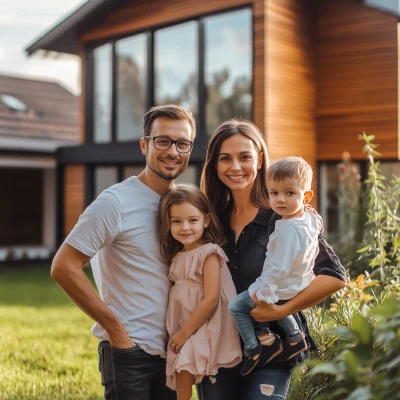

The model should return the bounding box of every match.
[0,0,85,95]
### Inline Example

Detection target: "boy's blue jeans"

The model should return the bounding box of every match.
[228,291,303,357]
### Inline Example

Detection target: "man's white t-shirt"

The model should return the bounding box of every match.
[248,211,322,304]
[65,176,171,357]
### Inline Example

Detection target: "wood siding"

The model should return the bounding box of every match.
[82,0,254,43]
[316,0,399,160]
[265,0,317,198]
[64,165,85,237]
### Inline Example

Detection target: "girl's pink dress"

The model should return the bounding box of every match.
[166,243,242,390]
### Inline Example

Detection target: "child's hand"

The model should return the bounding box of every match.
[169,329,190,354]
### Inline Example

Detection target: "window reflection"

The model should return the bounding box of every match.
[93,44,113,143]
[320,162,361,236]
[380,162,400,179]
[155,21,198,120]
[123,166,144,180]
[94,167,118,197]
[204,9,252,135]
[123,165,198,185]
[116,34,148,141]
[175,165,197,185]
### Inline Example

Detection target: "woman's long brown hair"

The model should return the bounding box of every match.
[159,184,225,264]
[200,119,270,218]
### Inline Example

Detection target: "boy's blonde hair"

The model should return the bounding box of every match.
[267,156,313,190]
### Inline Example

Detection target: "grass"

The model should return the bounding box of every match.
[0,265,198,400]
[0,266,102,400]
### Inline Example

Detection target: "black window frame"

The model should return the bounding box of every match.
[85,5,254,145]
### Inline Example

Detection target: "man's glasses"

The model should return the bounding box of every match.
[143,136,193,154]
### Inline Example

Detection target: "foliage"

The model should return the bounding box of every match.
[289,134,400,400]
[306,297,400,400]
[287,274,387,400]
[357,133,400,283]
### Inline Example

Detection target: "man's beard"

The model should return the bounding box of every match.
[148,159,188,181]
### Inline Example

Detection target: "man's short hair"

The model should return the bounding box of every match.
[267,156,313,190]
[143,105,196,140]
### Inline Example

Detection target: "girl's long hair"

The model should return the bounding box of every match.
[200,119,270,218]
[159,184,225,264]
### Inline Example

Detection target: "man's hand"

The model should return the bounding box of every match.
[250,302,288,322]
[169,329,190,354]
[109,328,135,349]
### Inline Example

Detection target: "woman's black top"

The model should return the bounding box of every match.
[222,207,346,370]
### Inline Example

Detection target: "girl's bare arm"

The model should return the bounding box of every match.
[170,253,221,350]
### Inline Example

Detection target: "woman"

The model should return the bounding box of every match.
[198,120,346,400]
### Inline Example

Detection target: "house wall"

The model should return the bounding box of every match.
[265,0,317,199]
[316,0,399,160]
[64,165,85,237]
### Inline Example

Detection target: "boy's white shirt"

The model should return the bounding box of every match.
[248,211,322,304]
[65,176,171,358]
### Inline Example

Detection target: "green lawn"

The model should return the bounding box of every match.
[0,265,197,400]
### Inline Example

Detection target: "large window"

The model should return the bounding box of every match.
[320,161,362,237]
[204,9,252,134]
[116,34,148,141]
[89,8,253,142]
[155,22,198,119]
[93,44,113,143]
[94,167,119,197]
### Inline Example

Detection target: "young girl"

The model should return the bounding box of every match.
[159,184,242,400]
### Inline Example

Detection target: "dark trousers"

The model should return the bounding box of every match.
[98,340,177,400]
[196,363,291,400]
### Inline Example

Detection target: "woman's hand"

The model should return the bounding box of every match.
[169,329,190,354]
[250,302,288,322]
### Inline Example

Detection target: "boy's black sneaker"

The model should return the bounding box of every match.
[274,335,308,362]
[240,353,261,376]
[258,335,283,365]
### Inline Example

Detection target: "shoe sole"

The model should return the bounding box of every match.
[241,358,261,376]
[286,345,308,360]
[264,342,283,365]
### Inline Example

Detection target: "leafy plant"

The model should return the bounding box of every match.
[288,135,400,400]
[357,133,400,283]
[306,298,400,400]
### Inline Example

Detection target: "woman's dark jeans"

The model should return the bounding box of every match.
[98,340,176,400]
[196,363,291,400]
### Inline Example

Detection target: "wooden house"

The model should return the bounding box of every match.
[26,0,400,240]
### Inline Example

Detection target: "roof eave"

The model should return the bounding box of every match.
[25,0,123,56]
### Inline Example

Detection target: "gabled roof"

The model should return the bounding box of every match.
[25,0,400,57]
[0,74,79,153]
[25,0,125,56]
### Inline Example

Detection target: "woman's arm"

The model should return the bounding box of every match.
[250,233,346,322]
[250,275,345,321]
[169,253,221,352]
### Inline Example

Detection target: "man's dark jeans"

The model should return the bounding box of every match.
[98,340,176,400]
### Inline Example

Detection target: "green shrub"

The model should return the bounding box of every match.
[289,134,400,400]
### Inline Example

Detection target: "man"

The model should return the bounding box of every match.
[51,105,196,400]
